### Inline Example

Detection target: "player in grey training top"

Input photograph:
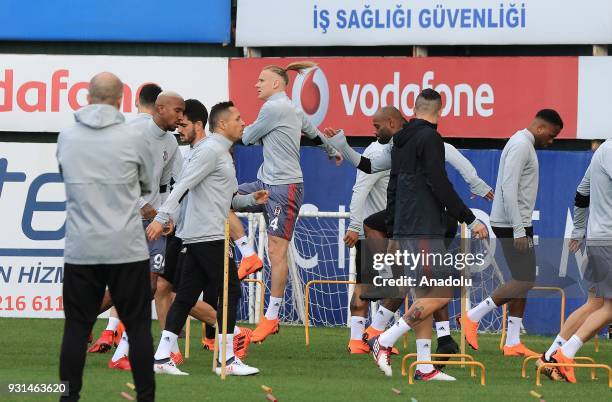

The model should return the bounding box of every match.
[57,72,156,401]
[147,101,268,376]
[539,139,612,384]
[463,109,563,357]
[238,62,342,343]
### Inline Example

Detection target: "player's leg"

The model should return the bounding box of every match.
[88,305,119,353]
[153,244,204,375]
[231,212,264,279]
[252,182,304,343]
[202,240,258,376]
[108,260,155,400]
[432,304,459,368]
[551,298,612,383]
[155,233,182,332]
[60,264,107,401]
[348,285,370,354]
[235,181,266,280]
[464,227,537,354]
[413,312,456,381]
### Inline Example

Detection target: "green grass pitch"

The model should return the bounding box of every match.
[0,318,609,401]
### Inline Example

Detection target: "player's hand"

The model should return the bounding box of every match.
[471,222,489,239]
[470,190,494,201]
[162,218,174,236]
[323,127,340,138]
[253,190,269,205]
[334,152,343,166]
[514,236,530,252]
[146,220,164,241]
[343,230,359,248]
[568,238,582,253]
[140,203,157,220]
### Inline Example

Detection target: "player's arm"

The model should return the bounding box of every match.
[150,147,217,232]
[421,133,485,236]
[345,170,385,247]
[499,142,530,239]
[241,102,278,145]
[231,190,269,211]
[135,133,155,197]
[298,109,340,160]
[324,129,391,173]
[444,143,493,199]
[569,165,591,252]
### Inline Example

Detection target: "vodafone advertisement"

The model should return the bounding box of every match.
[230,57,579,139]
[0,55,228,132]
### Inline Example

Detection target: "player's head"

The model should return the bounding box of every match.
[414,89,443,123]
[372,106,406,144]
[529,109,563,148]
[256,61,317,100]
[209,101,245,142]
[154,91,185,131]
[87,72,123,109]
[136,83,162,113]
[179,99,208,145]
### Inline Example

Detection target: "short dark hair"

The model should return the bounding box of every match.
[183,99,208,128]
[536,109,563,129]
[415,88,442,114]
[209,101,235,132]
[138,83,162,107]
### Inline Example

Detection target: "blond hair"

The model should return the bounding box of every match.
[263,61,317,86]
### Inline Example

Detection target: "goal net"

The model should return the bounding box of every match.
[235,209,505,333]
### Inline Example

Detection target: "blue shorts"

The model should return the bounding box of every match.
[238,180,304,241]
[142,219,166,274]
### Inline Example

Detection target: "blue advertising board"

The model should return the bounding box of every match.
[0,0,230,43]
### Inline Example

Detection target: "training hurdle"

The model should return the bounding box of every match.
[521,355,598,380]
[499,286,566,350]
[535,362,611,387]
[401,353,477,377]
[304,279,356,348]
[407,360,486,385]
[184,278,266,359]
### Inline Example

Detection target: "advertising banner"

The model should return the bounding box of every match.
[230,57,578,139]
[0,55,228,133]
[237,0,612,46]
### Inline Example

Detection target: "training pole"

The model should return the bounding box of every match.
[220,218,230,379]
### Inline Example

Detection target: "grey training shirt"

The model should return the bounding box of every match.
[490,129,539,238]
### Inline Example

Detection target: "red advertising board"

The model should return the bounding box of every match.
[229,57,578,138]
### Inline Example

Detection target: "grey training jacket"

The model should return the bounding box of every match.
[57,104,155,265]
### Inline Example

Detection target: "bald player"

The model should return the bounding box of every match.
[58,72,156,401]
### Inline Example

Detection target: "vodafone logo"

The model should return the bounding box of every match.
[291,67,329,126]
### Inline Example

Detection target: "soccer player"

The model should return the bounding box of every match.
[148,101,268,376]
[327,89,488,380]
[238,62,341,343]
[58,72,156,401]
[539,140,612,383]
[88,83,163,355]
[463,110,563,357]
[155,99,252,360]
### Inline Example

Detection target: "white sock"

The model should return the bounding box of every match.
[265,296,283,320]
[560,335,583,359]
[379,317,411,348]
[105,317,120,332]
[217,334,235,363]
[371,306,395,331]
[467,297,497,322]
[112,332,129,362]
[435,321,451,338]
[235,236,255,257]
[505,316,522,346]
[154,330,178,361]
[233,326,241,335]
[545,335,566,360]
[416,338,434,374]
[350,316,366,340]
